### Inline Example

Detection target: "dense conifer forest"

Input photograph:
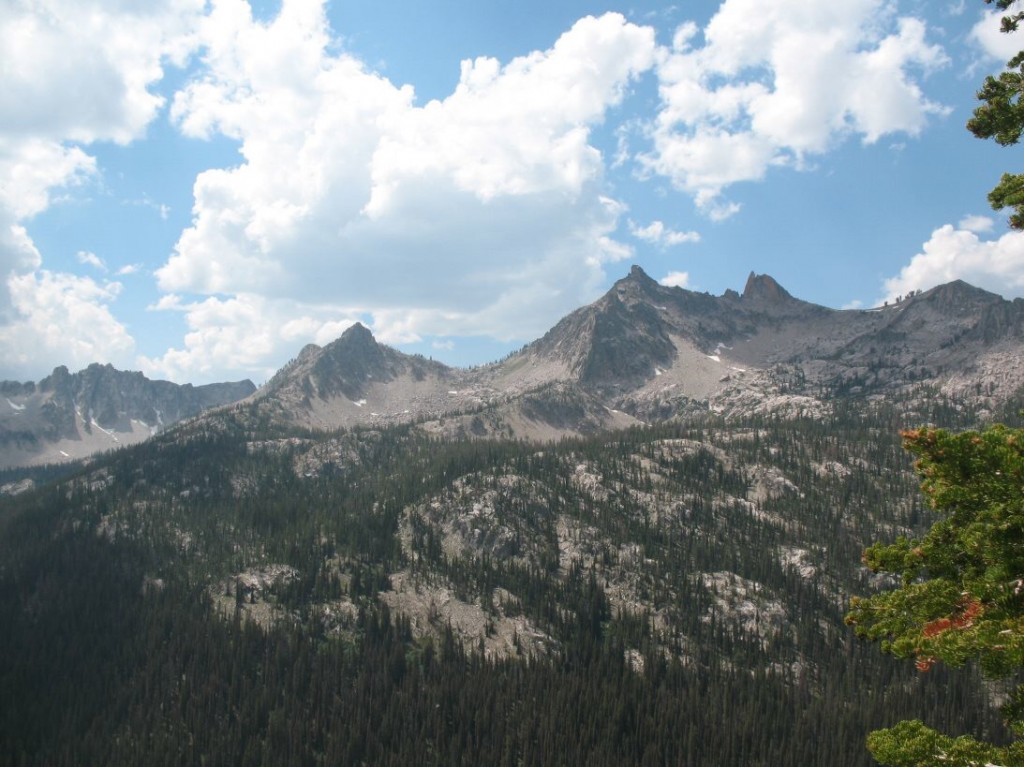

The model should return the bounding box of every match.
[0,400,1016,765]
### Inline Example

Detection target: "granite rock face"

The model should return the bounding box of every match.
[0,364,255,468]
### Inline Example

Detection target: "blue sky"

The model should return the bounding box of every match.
[2,0,1023,384]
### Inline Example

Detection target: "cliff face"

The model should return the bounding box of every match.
[0,364,255,468]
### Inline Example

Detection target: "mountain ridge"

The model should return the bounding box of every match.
[6,267,1022,465]
[242,267,1024,438]
[0,364,255,468]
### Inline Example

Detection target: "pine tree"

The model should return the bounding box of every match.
[968,1,1024,227]
[847,424,1024,765]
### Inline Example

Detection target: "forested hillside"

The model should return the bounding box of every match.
[0,398,1014,765]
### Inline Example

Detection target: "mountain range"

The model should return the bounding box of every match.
[5,266,1021,470]
[0,364,255,468]
[249,266,1024,438]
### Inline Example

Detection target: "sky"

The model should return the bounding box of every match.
[3,0,1024,385]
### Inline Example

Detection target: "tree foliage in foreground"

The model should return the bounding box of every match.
[969,0,1024,228]
[847,425,1024,766]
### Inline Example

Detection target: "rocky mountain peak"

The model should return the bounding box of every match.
[302,322,392,400]
[624,264,659,288]
[742,273,793,303]
[916,279,1002,312]
[38,365,72,393]
[909,281,1024,343]
[339,321,374,343]
[322,322,383,363]
[605,265,665,307]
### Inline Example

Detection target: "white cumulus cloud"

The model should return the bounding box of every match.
[631,220,701,247]
[958,214,995,233]
[0,139,99,318]
[139,292,359,383]
[880,223,1024,303]
[0,0,205,374]
[0,0,201,145]
[969,8,1024,62]
[659,271,691,288]
[0,271,134,379]
[153,4,657,380]
[644,0,949,217]
[76,251,106,272]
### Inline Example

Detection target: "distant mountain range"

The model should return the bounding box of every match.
[0,364,255,468]
[248,266,1024,438]
[4,265,1022,469]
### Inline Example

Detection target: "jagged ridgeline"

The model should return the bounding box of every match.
[5,267,1024,469]
[0,403,1011,766]
[0,363,255,469]
[244,267,1024,439]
